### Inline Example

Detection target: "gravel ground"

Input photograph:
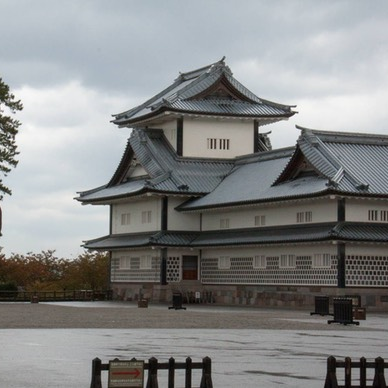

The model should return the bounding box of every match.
[0,301,383,330]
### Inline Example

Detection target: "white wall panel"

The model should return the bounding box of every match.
[183,118,253,158]
[112,197,161,234]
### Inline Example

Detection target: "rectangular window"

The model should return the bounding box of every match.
[254,215,266,226]
[141,210,152,224]
[207,138,217,149]
[121,213,131,225]
[220,218,230,229]
[297,211,312,223]
[280,254,296,268]
[219,138,230,150]
[218,256,231,269]
[207,138,230,150]
[140,255,152,269]
[253,255,266,268]
[368,210,378,221]
[381,210,388,222]
[313,253,331,268]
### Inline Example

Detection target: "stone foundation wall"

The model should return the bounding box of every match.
[111,282,388,312]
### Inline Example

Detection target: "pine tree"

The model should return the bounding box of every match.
[0,78,22,199]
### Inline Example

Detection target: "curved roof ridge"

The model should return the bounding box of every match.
[176,57,229,81]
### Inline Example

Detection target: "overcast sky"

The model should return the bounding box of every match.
[1,0,388,258]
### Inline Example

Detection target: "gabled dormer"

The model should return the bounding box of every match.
[274,126,370,192]
[112,57,296,159]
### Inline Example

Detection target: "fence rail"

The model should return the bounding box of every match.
[0,290,112,302]
[324,356,387,388]
[90,356,213,388]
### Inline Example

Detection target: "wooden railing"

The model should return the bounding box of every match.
[324,356,387,388]
[90,357,213,388]
[0,290,112,302]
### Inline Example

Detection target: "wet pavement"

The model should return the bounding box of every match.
[0,302,386,387]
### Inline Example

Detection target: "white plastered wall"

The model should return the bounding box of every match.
[346,198,388,222]
[201,199,337,230]
[159,120,178,151]
[183,118,254,158]
[112,197,161,234]
[168,197,200,231]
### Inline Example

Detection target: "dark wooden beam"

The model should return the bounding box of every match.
[177,117,183,156]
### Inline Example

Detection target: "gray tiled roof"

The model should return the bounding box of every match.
[112,58,296,127]
[83,222,388,250]
[84,232,156,250]
[84,231,200,250]
[77,128,234,203]
[180,127,388,211]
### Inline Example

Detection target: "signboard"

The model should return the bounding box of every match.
[108,360,144,388]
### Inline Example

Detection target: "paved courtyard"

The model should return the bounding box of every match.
[0,302,386,387]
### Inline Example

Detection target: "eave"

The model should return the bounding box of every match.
[114,106,295,128]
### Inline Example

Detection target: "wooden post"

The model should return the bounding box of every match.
[373,357,387,388]
[90,357,102,388]
[200,357,213,388]
[168,357,175,388]
[146,357,159,388]
[360,357,367,388]
[185,357,192,388]
[324,356,338,388]
[344,357,351,388]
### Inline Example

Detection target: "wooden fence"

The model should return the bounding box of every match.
[90,356,213,388]
[0,289,112,302]
[324,356,387,387]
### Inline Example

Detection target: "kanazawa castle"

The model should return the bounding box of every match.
[77,58,388,309]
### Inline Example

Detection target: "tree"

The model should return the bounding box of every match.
[0,77,22,199]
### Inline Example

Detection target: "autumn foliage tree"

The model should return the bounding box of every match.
[0,250,109,291]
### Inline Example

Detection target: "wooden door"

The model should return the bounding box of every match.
[182,255,198,280]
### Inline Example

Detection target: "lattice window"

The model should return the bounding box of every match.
[167,256,180,282]
[346,255,388,286]
[200,253,337,286]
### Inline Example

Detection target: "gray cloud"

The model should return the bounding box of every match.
[1,0,388,256]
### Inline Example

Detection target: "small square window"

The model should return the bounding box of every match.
[140,255,152,269]
[119,256,131,269]
[253,255,266,268]
[218,256,231,269]
[220,218,230,229]
[121,213,131,225]
[255,215,266,226]
[142,210,152,224]
[280,254,296,268]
